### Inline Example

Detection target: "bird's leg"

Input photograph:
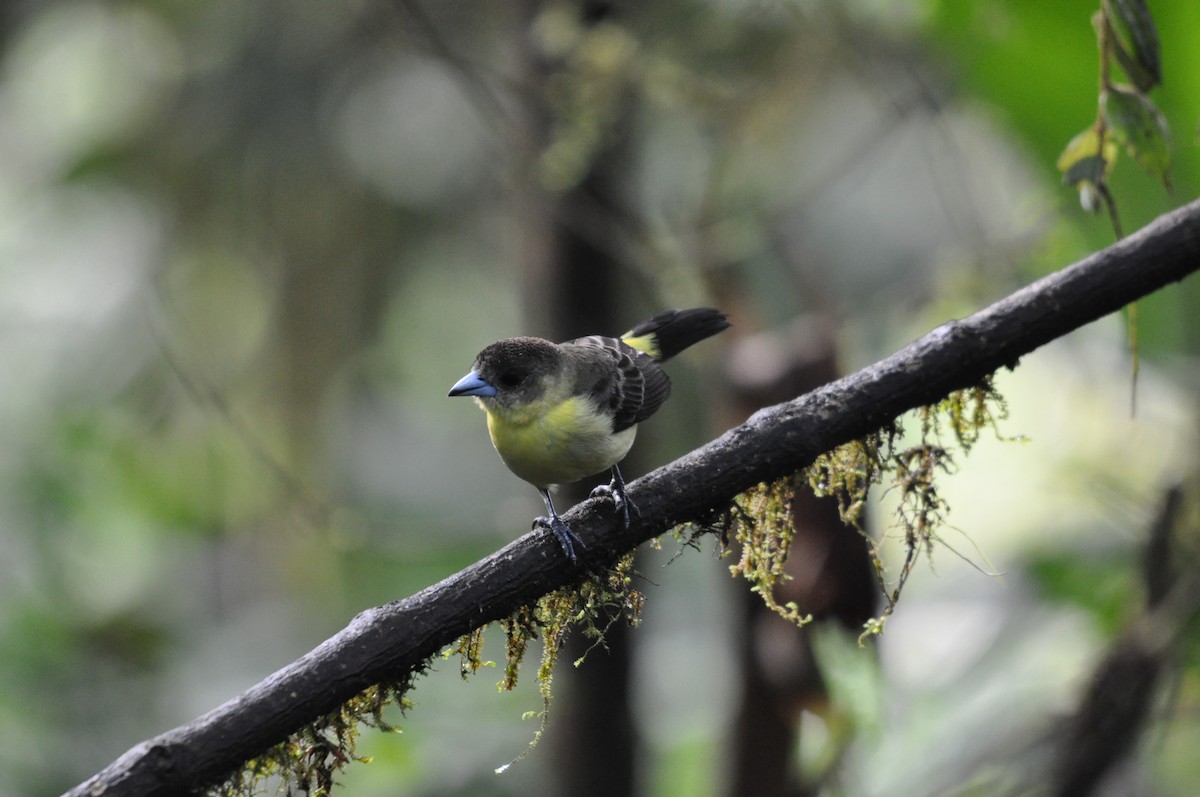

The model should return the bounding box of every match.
[535,488,585,563]
[590,464,638,529]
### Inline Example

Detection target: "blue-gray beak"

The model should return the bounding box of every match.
[448,370,497,397]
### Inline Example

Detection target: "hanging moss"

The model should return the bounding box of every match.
[210,547,643,793]
[727,476,813,627]
[211,678,413,797]
[432,550,642,774]
[728,376,1013,643]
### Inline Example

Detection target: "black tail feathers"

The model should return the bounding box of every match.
[622,307,729,361]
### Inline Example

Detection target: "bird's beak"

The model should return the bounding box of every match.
[448,370,497,397]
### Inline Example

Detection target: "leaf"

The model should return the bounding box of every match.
[1102,0,1161,91]
[1056,125,1116,187]
[1107,23,1159,93]
[1057,127,1110,216]
[1062,155,1107,190]
[1102,85,1172,191]
[1056,127,1124,228]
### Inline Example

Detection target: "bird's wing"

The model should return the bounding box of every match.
[569,335,672,433]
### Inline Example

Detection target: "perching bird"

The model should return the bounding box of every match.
[448,308,729,563]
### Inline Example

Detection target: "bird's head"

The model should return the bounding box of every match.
[448,337,562,412]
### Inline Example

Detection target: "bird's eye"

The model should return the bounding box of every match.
[498,371,523,388]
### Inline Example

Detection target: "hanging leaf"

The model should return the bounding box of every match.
[1106,20,1159,93]
[1061,155,1106,190]
[1101,85,1172,192]
[1056,126,1122,224]
[1102,0,1161,91]
[1057,125,1115,186]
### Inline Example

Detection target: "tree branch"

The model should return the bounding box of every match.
[68,198,1200,796]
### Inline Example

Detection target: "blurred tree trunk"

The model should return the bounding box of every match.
[545,159,640,797]
[721,314,879,797]
[512,2,639,796]
[542,166,639,797]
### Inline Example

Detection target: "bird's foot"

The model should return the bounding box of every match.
[534,514,585,563]
[590,479,639,529]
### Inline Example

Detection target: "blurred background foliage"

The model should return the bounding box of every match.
[0,1,1198,796]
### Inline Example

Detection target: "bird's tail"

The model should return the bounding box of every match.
[620,307,729,361]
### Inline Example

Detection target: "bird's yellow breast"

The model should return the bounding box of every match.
[483,395,636,489]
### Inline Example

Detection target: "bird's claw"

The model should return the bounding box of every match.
[534,514,585,563]
[590,480,638,529]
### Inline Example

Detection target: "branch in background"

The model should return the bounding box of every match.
[1049,485,1199,797]
[68,198,1200,796]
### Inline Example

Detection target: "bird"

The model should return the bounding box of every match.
[448,307,729,563]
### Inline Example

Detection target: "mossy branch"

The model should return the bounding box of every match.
[68,198,1200,797]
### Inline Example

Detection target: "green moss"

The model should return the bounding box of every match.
[211,678,412,797]
[451,625,491,679]
[404,552,649,775]
[727,477,814,627]
[729,377,1012,643]
[489,551,643,771]
[211,548,645,793]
